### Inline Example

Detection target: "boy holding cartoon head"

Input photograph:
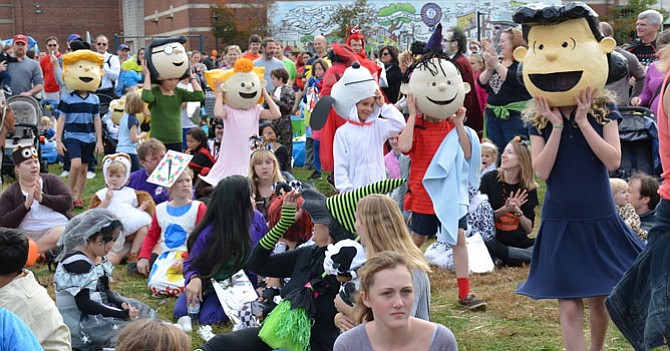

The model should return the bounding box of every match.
[56,49,105,208]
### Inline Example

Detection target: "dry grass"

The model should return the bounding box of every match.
[23,164,638,349]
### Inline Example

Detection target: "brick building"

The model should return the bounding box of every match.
[0,0,121,51]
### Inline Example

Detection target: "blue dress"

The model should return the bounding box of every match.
[516,106,644,299]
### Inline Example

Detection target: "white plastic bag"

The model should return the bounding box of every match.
[212,271,260,331]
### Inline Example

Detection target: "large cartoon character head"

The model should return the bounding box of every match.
[400,56,470,119]
[204,58,266,109]
[145,35,190,83]
[61,50,105,92]
[102,153,131,188]
[397,23,470,119]
[513,2,627,106]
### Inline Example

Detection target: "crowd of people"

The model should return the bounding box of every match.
[1,2,670,350]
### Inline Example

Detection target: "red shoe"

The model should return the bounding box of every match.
[73,199,84,209]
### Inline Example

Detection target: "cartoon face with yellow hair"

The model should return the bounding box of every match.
[513,3,627,107]
[204,58,266,110]
[62,50,105,92]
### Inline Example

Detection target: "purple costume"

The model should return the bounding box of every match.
[127,170,170,205]
[174,210,267,325]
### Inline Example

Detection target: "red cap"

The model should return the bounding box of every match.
[13,34,28,45]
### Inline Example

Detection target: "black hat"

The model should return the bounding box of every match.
[301,189,354,243]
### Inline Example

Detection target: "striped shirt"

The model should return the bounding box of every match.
[57,92,99,143]
[404,116,455,215]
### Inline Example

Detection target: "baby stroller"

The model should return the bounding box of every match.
[611,106,661,180]
[1,95,47,180]
[98,93,118,155]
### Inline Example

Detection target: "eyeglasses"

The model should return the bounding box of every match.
[381,52,390,56]
[96,42,108,46]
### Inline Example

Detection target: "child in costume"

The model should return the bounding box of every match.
[199,58,281,187]
[116,91,147,172]
[610,178,647,240]
[398,23,485,310]
[321,62,405,192]
[54,209,154,351]
[185,127,215,178]
[89,153,153,265]
[511,4,644,350]
[55,48,105,208]
[142,35,204,152]
[137,168,207,297]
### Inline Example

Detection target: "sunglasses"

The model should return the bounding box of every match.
[381,52,390,56]
[96,42,108,46]
[47,44,57,47]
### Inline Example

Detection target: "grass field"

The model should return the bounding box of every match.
[14,162,639,350]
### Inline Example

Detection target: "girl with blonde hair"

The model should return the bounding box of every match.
[249,149,285,218]
[334,251,457,351]
[334,194,431,332]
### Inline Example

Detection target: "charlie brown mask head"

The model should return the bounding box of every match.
[400,55,470,119]
[513,2,626,107]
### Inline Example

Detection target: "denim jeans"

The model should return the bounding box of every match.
[485,108,528,153]
[606,199,670,351]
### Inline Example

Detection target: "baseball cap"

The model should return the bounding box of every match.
[117,43,130,51]
[67,34,81,42]
[13,34,28,45]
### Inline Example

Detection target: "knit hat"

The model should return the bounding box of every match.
[102,153,132,188]
[12,144,38,166]
[326,178,406,235]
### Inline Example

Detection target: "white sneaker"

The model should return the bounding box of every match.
[86,171,95,179]
[59,170,69,178]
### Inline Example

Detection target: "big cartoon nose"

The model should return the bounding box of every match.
[544,50,558,61]
[438,82,447,91]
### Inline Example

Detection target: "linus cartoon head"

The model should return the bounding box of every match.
[513,2,627,106]
[62,50,105,92]
[145,35,190,83]
[204,58,266,110]
[400,56,470,119]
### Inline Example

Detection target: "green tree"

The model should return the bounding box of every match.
[211,1,270,50]
[378,3,416,33]
[325,0,376,40]
[601,0,666,45]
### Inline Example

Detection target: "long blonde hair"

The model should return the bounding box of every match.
[354,251,413,324]
[249,149,284,196]
[357,194,430,273]
[523,89,616,131]
[498,137,537,191]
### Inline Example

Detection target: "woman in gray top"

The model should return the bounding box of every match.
[333,251,457,351]
[334,194,431,331]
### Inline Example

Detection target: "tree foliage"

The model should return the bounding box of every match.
[324,0,377,40]
[601,0,666,46]
[210,0,270,51]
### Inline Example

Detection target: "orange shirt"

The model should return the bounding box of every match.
[242,51,261,61]
[404,116,455,214]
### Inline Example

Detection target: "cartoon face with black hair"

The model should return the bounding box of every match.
[146,36,190,81]
[400,57,470,119]
[514,18,616,106]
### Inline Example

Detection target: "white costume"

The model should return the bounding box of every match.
[330,63,406,192]
[93,187,152,236]
[148,200,203,297]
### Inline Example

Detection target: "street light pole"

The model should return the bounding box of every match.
[212,13,220,53]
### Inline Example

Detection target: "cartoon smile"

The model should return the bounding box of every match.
[529,71,583,92]
[79,77,94,83]
[172,61,184,67]
[426,95,456,105]
[239,91,258,99]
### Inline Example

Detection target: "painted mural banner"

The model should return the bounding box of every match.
[269,0,560,53]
